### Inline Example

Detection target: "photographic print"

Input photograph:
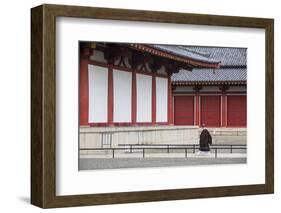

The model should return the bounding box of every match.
[31,4,273,208]
[78,42,247,170]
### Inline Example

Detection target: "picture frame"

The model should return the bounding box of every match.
[31,4,274,208]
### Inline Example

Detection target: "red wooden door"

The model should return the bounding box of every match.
[174,96,194,125]
[200,96,221,127]
[227,95,247,127]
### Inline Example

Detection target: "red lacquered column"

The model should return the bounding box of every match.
[79,45,91,126]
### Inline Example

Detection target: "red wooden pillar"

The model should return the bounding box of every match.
[194,94,199,126]
[220,85,229,127]
[152,73,156,125]
[168,77,173,125]
[224,95,228,126]
[221,95,224,127]
[221,95,227,127]
[171,94,174,124]
[79,45,91,126]
[108,66,114,126]
[193,86,202,126]
[131,70,137,124]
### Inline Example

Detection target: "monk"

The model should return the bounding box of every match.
[199,125,212,152]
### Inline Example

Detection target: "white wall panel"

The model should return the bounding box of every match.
[88,65,108,123]
[113,69,132,122]
[136,74,152,122]
[89,50,106,63]
[156,77,168,122]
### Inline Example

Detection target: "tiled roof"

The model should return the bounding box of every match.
[171,45,247,84]
[183,46,247,66]
[131,44,247,84]
[149,44,221,64]
[171,68,247,83]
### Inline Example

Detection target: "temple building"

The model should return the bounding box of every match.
[172,46,247,127]
[79,42,246,148]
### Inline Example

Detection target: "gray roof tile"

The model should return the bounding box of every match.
[149,44,221,64]
[170,45,247,83]
[183,46,247,66]
[171,68,247,82]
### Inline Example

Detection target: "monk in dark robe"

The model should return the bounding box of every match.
[199,126,212,152]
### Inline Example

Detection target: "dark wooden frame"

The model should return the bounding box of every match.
[31,4,274,208]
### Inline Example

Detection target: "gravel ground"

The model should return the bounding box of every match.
[79,157,247,170]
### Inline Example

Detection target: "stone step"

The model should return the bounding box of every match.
[212,136,246,145]
[199,128,247,137]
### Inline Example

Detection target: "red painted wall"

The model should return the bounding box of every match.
[200,96,221,127]
[174,96,194,125]
[227,95,247,127]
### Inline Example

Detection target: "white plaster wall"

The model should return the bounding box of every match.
[157,65,167,75]
[89,49,107,63]
[88,65,108,123]
[200,86,220,92]
[156,77,168,122]
[174,86,194,92]
[228,86,247,92]
[113,69,132,122]
[136,74,152,122]
[123,56,131,68]
[145,62,152,72]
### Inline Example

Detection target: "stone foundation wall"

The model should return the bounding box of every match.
[80,126,200,149]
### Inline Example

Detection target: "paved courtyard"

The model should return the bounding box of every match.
[79,152,247,170]
[79,132,247,170]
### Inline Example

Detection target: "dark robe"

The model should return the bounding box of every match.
[199,129,212,151]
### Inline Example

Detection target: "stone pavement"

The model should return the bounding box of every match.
[79,152,247,170]
[79,157,246,170]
